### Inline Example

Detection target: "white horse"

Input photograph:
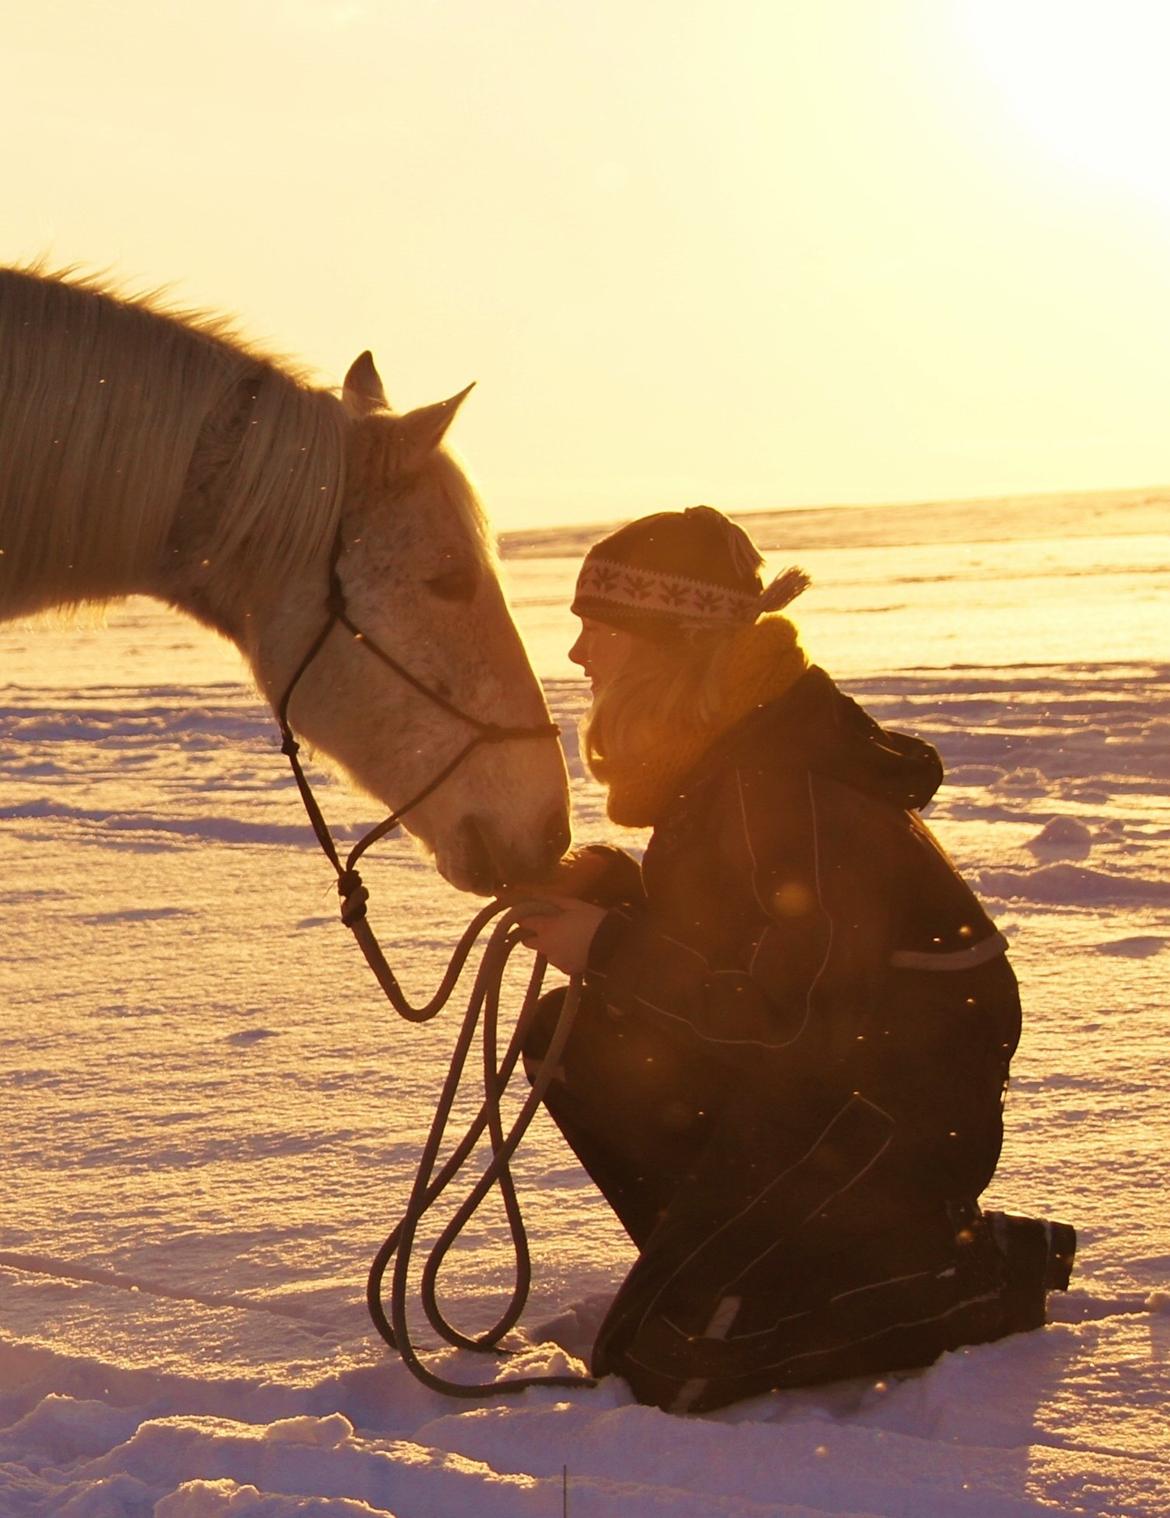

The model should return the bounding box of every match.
[0,265,569,892]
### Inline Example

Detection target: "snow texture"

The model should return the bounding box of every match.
[2,489,1168,1516]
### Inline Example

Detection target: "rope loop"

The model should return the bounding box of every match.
[364,915,595,1398]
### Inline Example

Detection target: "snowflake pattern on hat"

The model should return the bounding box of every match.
[574,555,762,623]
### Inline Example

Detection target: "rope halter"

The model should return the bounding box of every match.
[274,526,560,974]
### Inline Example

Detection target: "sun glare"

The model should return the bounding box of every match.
[959,1,1170,213]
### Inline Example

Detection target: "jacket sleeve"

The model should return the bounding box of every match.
[582,761,855,1073]
[571,844,647,909]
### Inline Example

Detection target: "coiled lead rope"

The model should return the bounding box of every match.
[365,907,594,1396]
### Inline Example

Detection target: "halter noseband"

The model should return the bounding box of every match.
[274,527,559,953]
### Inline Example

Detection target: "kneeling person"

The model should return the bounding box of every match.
[518,506,1075,1414]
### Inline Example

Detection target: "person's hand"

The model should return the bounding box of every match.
[512,897,609,975]
[507,847,615,902]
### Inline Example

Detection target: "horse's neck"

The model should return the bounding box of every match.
[0,275,344,643]
[0,548,151,624]
[157,383,347,674]
[0,370,249,630]
[151,373,268,638]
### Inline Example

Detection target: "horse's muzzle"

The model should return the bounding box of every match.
[454,808,570,896]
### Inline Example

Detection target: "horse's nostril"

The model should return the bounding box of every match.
[459,815,498,894]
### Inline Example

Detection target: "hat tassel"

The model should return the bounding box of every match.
[758,566,811,613]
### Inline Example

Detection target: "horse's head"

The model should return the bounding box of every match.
[257,354,569,894]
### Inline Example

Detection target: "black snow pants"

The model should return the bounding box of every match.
[524,979,1067,1415]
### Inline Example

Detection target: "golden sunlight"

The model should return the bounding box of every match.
[960,1,1170,212]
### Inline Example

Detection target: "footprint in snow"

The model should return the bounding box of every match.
[1095,936,1165,958]
[225,1027,280,1045]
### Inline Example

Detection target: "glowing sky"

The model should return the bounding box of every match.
[6,0,1170,531]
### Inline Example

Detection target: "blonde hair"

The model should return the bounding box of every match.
[581,626,741,789]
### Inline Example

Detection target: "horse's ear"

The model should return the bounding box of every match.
[395,383,475,462]
[342,351,389,416]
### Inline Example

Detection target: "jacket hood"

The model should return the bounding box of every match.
[696,666,944,812]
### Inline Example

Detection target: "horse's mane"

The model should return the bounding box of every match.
[0,263,347,610]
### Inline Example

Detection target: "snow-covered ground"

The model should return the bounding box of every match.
[1,489,1168,1516]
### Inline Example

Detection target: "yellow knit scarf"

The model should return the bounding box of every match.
[599,614,810,827]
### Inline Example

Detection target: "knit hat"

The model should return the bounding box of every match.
[571,505,809,639]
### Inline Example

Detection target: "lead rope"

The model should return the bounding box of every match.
[274,546,594,1396]
[366,915,593,1395]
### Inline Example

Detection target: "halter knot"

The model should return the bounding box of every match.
[337,868,370,925]
[280,732,300,757]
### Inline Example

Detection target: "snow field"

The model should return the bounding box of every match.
[1,492,1168,1515]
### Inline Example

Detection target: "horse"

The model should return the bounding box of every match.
[0,264,569,893]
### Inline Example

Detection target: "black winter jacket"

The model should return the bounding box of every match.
[576,666,1020,1242]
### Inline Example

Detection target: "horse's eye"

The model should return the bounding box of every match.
[425,566,479,603]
